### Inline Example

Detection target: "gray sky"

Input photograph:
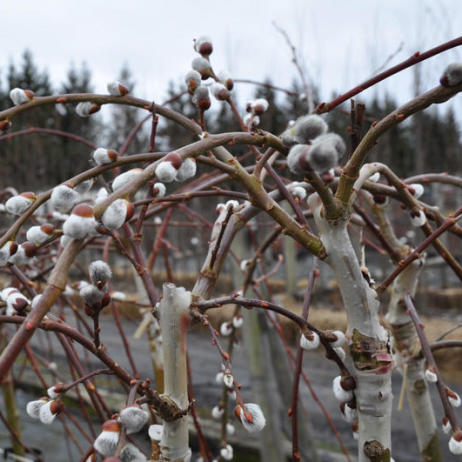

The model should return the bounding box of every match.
[1,0,461,114]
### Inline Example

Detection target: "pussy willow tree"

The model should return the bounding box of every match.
[0,34,462,462]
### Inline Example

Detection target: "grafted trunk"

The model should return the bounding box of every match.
[158,283,191,462]
[309,195,392,462]
[387,261,442,461]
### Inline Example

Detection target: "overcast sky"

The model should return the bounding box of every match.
[1,0,461,116]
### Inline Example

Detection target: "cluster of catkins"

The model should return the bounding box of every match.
[185,36,233,112]
[27,383,153,462]
[283,114,345,176]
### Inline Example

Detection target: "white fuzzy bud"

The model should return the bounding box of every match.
[329,330,347,348]
[409,183,424,199]
[287,144,309,175]
[39,400,61,424]
[63,205,96,239]
[194,36,213,55]
[440,63,462,87]
[288,183,307,200]
[89,260,112,286]
[76,102,99,117]
[192,86,211,110]
[47,385,62,400]
[0,241,18,267]
[26,398,48,419]
[220,322,233,336]
[175,158,197,182]
[225,200,239,211]
[449,434,462,455]
[107,81,129,96]
[341,402,357,424]
[26,224,54,245]
[308,133,345,173]
[448,390,461,408]
[6,291,30,313]
[7,244,27,266]
[226,423,235,435]
[243,113,260,127]
[94,420,121,456]
[410,210,426,227]
[1,288,17,301]
[235,403,266,433]
[120,405,149,434]
[112,168,143,191]
[211,82,230,101]
[80,284,105,307]
[95,187,108,205]
[155,161,177,183]
[191,56,212,78]
[148,424,163,441]
[293,115,328,143]
[218,70,234,90]
[442,417,452,434]
[251,98,269,115]
[425,367,438,383]
[101,199,133,230]
[185,70,202,93]
[300,331,320,350]
[9,88,34,105]
[332,376,353,402]
[223,373,234,388]
[215,372,224,385]
[220,444,233,460]
[153,183,166,197]
[6,193,36,215]
[93,147,118,165]
[212,405,224,419]
[233,315,243,328]
[50,185,79,213]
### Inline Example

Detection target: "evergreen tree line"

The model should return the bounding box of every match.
[0,50,460,192]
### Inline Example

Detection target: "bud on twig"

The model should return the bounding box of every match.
[26,224,54,245]
[107,81,129,96]
[50,184,79,213]
[234,403,266,433]
[101,199,134,231]
[93,148,118,166]
[76,102,100,117]
[94,420,121,457]
[194,36,213,56]
[120,404,149,434]
[63,204,96,239]
[9,88,34,106]
[293,115,328,144]
[440,63,462,87]
[185,70,202,94]
[5,192,36,215]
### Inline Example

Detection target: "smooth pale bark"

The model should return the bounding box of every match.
[309,195,392,462]
[387,261,442,461]
[158,283,191,462]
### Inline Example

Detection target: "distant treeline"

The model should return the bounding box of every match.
[0,50,460,191]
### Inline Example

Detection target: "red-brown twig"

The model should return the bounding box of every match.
[316,36,462,113]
